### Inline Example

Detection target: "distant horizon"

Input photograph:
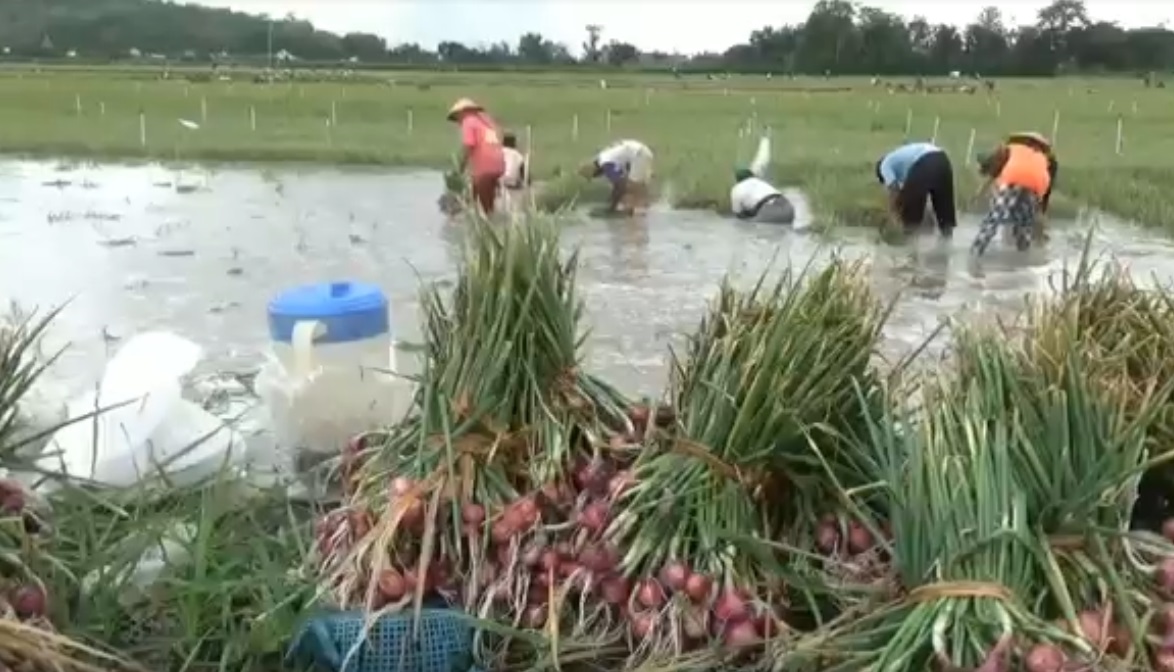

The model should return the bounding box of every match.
[188,1,1173,56]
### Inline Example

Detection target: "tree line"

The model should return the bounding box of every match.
[2,0,1172,76]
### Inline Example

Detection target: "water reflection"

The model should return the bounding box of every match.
[1,160,1172,399]
[605,217,651,281]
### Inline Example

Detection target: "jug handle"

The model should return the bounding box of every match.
[292,320,326,377]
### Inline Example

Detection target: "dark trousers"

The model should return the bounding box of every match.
[899,150,956,234]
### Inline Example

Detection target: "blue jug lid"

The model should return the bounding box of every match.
[267,281,390,344]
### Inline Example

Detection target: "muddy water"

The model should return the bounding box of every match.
[2,159,1173,400]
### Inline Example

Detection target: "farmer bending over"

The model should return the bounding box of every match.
[971,132,1056,255]
[580,139,655,215]
[875,142,957,237]
[729,134,794,224]
[501,132,528,191]
[446,98,505,215]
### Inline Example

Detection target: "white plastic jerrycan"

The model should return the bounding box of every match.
[256,281,414,461]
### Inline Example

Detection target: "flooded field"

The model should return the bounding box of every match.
[2,159,1173,399]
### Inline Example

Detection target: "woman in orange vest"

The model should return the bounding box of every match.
[971,132,1058,255]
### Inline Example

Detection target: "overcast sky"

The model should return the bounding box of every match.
[190,1,1173,55]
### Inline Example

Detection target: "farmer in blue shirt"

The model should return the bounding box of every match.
[875,142,956,237]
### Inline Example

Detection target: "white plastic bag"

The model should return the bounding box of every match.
[38,331,244,490]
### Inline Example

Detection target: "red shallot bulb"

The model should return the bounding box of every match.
[658,561,690,592]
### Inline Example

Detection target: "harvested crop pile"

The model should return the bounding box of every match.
[308,220,1174,672]
[784,319,1174,672]
[1008,245,1174,530]
[313,218,889,668]
[0,312,136,672]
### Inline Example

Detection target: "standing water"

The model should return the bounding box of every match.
[1,159,1172,400]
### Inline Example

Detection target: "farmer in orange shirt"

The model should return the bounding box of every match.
[971,132,1058,255]
[446,98,506,215]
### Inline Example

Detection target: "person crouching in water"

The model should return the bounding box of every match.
[730,134,794,224]
[731,169,794,224]
[875,142,957,237]
[501,132,528,191]
[579,139,654,215]
[970,132,1056,255]
[446,98,505,216]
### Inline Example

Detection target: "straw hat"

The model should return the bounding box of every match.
[1006,131,1052,152]
[446,98,483,121]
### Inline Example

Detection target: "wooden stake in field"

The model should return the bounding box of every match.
[1108,100,1115,113]
[200,96,208,125]
[525,124,534,177]
[1115,115,1124,155]
[407,109,414,134]
[965,127,976,162]
[930,116,940,143]
[331,100,338,127]
[903,108,913,138]
[139,112,147,148]
[995,100,1001,117]
[1051,109,1060,147]
[250,105,257,131]
[572,114,579,141]
[75,94,82,116]
[1132,100,1138,114]
[99,102,106,116]
[606,109,612,133]
[644,88,652,106]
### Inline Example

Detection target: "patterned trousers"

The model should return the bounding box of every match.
[971,184,1039,256]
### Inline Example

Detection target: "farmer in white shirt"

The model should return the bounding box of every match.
[579,139,654,214]
[501,132,527,190]
[729,135,794,224]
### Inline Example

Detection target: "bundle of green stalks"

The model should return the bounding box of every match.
[532,174,619,214]
[790,324,1174,671]
[591,259,889,659]
[1007,245,1174,531]
[319,216,635,633]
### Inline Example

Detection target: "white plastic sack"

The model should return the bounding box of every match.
[38,331,244,490]
[749,135,772,178]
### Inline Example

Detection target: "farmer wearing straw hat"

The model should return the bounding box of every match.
[970,131,1058,255]
[579,139,654,215]
[874,141,957,237]
[446,98,506,215]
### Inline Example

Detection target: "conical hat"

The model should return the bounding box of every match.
[1006,131,1052,152]
[446,98,483,121]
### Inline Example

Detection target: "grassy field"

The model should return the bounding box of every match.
[1,66,1173,229]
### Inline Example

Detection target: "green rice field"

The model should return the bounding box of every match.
[1,66,1172,229]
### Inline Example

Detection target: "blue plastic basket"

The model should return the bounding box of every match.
[287,607,481,672]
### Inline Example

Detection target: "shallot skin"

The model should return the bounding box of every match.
[1024,643,1066,672]
[10,585,46,619]
[1158,558,1174,596]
